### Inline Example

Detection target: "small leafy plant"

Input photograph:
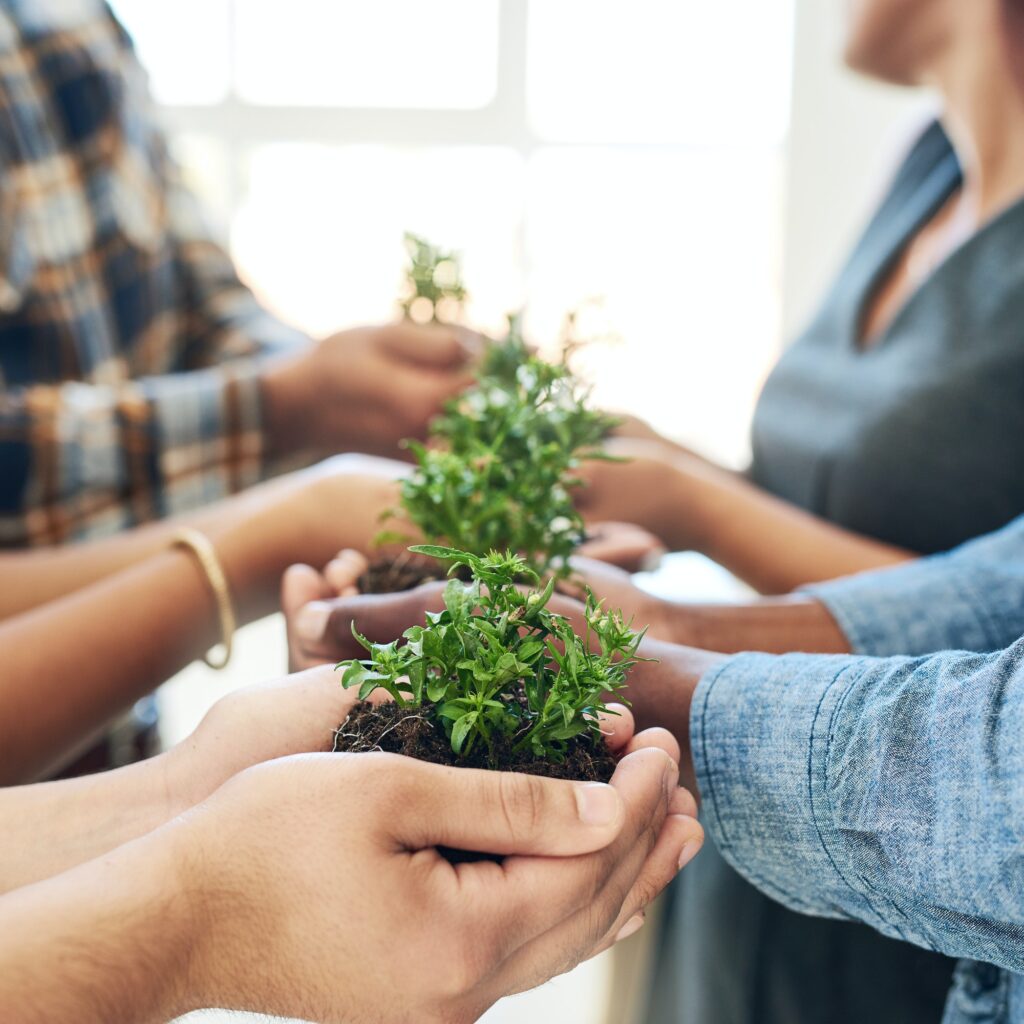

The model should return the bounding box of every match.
[338,547,646,765]
[398,232,468,324]
[388,316,618,579]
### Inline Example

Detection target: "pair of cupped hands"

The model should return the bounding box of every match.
[158,535,702,1023]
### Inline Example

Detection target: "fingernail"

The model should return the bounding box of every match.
[296,601,331,642]
[677,831,704,871]
[614,915,645,942]
[575,783,621,827]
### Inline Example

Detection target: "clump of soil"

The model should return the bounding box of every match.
[333,702,615,783]
[358,559,443,594]
[358,554,473,595]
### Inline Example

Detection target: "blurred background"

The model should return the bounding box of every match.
[107,1,929,1021]
[109,0,926,471]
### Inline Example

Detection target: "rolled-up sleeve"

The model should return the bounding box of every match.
[692,642,1024,971]
[802,517,1024,656]
[0,362,264,544]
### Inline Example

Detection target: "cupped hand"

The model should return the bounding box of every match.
[575,437,710,552]
[577,521,667,572]
[178,735,701,1023]
[263,322,483,460]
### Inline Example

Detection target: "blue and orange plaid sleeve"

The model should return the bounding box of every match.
[0,0,309,547]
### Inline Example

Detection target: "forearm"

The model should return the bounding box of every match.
[0,460,401,622]
[678,458,914,593]
[658,595,851,654]
[0,825,196,1023]
[0,473,298,620]
[0,757,178,894]
[0,550,231,783]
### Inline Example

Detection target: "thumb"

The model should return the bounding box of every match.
[295,583,449,658]
[282,564,335,670]
[391,760,626,857]
[281,563,332,622]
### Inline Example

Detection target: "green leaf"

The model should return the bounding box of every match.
[517,640,545,663]
[451,712,478,754]
[339,661,367,689]
[426,673,449,702]
[437,701,468,722]
[549,721,588,741]
[350,621,373,655]
[409,544,477,570]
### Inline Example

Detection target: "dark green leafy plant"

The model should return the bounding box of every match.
[390,322,618,578]
[398,232,467,324]
[339,547,647,762]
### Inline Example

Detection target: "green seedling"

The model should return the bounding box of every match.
[399,232,468,324]
[390,315,618,578]
[338,547,647,763]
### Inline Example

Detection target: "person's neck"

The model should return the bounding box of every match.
[928,34,1024,222]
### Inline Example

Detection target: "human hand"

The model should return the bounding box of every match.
[562,555,678,640]
[283,578,726,794]
[282,547,369,671]
[213,454,412,618]
[262,321,483,460]
[175,738,701,1022]
[575,438,712,552]
[577,521,667,573]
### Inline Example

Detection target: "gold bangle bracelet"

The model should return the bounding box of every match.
[172,527,237,670]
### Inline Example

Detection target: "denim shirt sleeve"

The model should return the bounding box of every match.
[692,641,1024,971]
[800,516,1024,655]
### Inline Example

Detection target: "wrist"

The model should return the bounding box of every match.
[261,351,321,462]
[629,639,727,796]
[209,478,313,621]
[647,599,701,648]
[164,810,250,1015]
[169,784,294,1017]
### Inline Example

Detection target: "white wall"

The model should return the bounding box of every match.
[782,0,932,339]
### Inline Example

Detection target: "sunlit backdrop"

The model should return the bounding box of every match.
[109,0,794,468]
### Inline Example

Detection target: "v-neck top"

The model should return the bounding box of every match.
[750,121,1024,554]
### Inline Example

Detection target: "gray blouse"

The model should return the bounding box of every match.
[751,121,1024,554]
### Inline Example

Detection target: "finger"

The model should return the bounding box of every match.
[468,747,677,941]
[597,703,634,754]
[589,813,704,959]
[388,759,626,860]
[559,555,631,602]
[501,792,698,995]
[282,563,332,621]
[670,786,699,820]
[621,726,681,767]
[577,523,667,573]
[472,747,679,995]
[282,565,335,671]
[298,583,448,657]
[324,549,370,594]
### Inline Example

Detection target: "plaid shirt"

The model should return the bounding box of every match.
[0,0,308,547]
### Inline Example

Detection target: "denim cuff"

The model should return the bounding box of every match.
[691,651,890,928]
[803,565,999,657]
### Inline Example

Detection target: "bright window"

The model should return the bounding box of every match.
[109,0,794,466]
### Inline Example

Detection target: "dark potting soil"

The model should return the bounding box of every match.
[357,559,442,594]
[333,702,615,783]
[357,558,474,595]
